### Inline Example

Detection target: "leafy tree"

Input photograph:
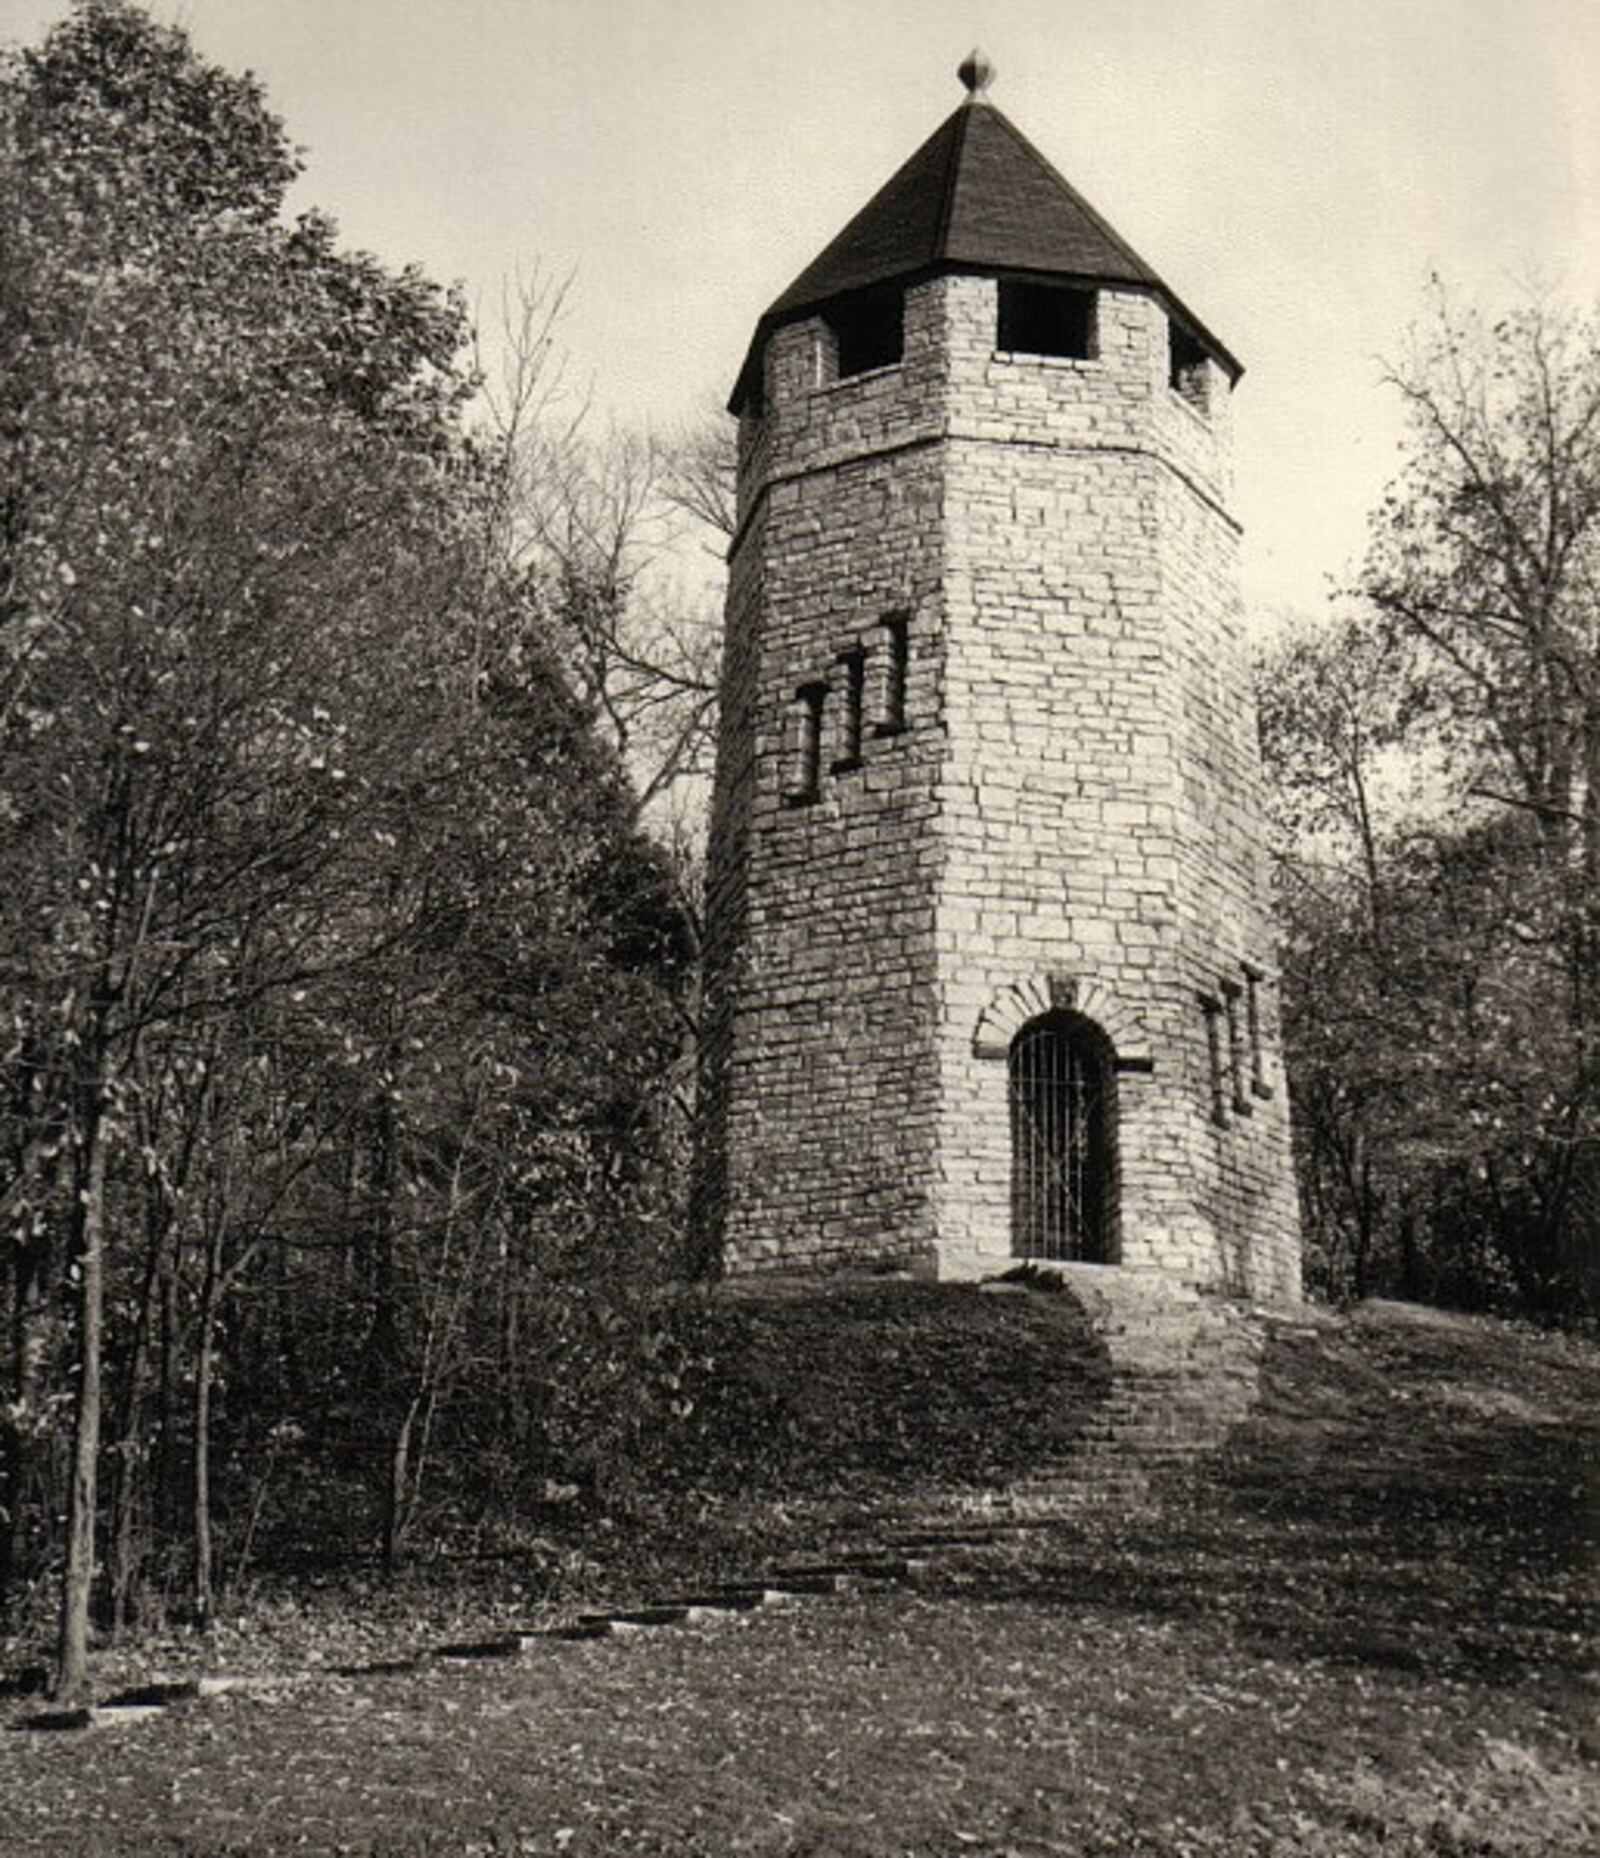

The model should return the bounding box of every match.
[1262,292,1598,1318]
[1365,293,1598,900]
[1,2,690,1695]
[0,0,481,1693]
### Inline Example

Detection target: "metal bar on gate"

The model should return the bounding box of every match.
[1010,1017,1107,1262]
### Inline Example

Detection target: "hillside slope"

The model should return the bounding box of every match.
[2,1289,1593,1856]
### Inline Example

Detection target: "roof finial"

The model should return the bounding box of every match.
[958,48,996,100]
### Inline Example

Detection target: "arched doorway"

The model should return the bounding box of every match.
[1008,1012,1117,1262]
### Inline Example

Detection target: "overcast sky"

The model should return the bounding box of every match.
[5,0,1598,624]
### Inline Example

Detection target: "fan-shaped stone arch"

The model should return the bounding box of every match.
[971,971,1151,1065]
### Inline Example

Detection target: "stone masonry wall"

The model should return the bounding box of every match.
[1156,426,1301,1301]
[699,270,1301,1299]
[697,280,955,1271]
[933,279,1179,1279]
[930,278,1298,1297]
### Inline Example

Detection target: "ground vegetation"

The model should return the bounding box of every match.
[0,1289,1591,1856]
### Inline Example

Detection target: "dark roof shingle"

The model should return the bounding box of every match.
[731,96,1238,410]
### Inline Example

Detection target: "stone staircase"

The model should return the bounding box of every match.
[999,1266,1269,1511]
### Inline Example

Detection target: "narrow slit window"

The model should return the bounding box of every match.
[997,281,1097,360]
[1221,981,1250,1116]
[1242,962,1272,1099]
[831,648,866,771]
[871,614,909,736]
[824,285,904,380]
[1168,321,1211,412]
[783,682,827,806]
[1199,993,1228,1127]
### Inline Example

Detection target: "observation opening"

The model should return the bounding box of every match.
[997,280,1097,360]
[825,285,905,379]
[1168,320,1211,411]
[1008,1011,1117,1262]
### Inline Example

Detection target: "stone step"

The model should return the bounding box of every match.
[98,1679,201,1709]
[436,1636,527,1660]
[882,1529,1009,1552]
[89,1702,168,1726]
[1049,1294,1269,1494]
[576,1605,692,1634]
[770,1554,927,1586]
[666,1590,770,1616]
[17,1707,96,1732]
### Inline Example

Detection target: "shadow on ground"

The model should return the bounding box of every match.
[935,1302,1595,1688]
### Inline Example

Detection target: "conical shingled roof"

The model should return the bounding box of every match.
[731,89,1239,411]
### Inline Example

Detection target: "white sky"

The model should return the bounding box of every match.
[5,0,1598,625]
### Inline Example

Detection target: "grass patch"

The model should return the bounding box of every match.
[0,1294,1594,1855]
[663,1277,1111,1498]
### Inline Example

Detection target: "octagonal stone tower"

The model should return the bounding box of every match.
[695,57,1301,1301]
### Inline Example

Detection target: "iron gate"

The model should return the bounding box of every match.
[1008,1013,1114,1261]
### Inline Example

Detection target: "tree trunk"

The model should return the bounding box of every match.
[1579,679,1600,1036]
[2,1061,68,1626]
[275,1237,306,1404]
[108,1196,167,1635]
[154,1246,179,1556]
[55,1094,109,1701]
[192,1216,225,1633]
[107,1384,150,1639]
[1397,1207,1421,1303]
[382,1395,421,1578]
[368,1094,398,1367]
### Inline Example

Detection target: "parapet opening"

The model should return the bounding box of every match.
[997,280,1097,361]
[823,285,904,380]
[1168,319,1211,412]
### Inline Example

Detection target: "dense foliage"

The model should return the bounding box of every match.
[0,2,690,1694]
[1261,294,1598,1321]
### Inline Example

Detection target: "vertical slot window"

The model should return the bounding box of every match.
[1199,993,1228,1127]
[783,681,827,807]
[831,648,866,771]
[1221,980,1250,1116]
[871,613,908,737]
[1242,962,1272,1099]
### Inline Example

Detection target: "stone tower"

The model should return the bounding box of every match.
[696,55,1301,1301]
